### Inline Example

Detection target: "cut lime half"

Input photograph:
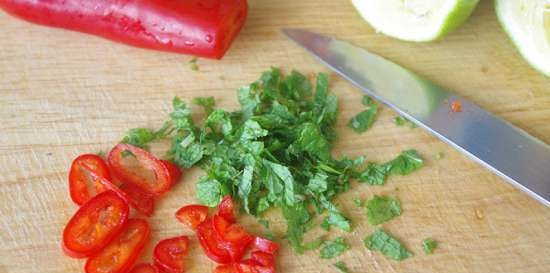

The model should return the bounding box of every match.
[496,0,550,76]
[351,0,480,42]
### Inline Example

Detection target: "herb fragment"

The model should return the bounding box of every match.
[422,237,437,254]
[366,195,401,225]
[121,122,171,149]
[193,96,215,114]
[334,261,351,273]
[364,228,412,261]
[393,116,417,128]
[320,237,350,259]
[189,57,199,71]
[359,150,424,185]
[348,101,379,133]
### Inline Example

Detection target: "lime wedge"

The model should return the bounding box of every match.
[351,0,480,42]
[496,0,550,76]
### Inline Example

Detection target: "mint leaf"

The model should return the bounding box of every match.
[334,261,351,273]
[170,134,203,168]
[121,122,171,149]
[359,163,387,185]
[385,149,424,175]
[241,120,268,142]
[320,237,350,259]
[364,228,412,261]
[366,195,402,225]
[193,96,215,114]
[196,177,224,207]
[422,237,437,254]
[362,95,374,106]
[348,103,379,133]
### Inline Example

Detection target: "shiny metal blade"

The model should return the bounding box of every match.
[284,28,550,207]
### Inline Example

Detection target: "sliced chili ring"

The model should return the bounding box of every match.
[69,154,111,205]
[153,236,190,273]
[107,143,172,196]
[196,219,232,264]
[129,263,159,273]
[175,205,209,230]
[85,218,150,273]
[62,190,129,258]
[217,195,235,223]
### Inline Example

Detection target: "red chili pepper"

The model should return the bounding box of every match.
[68,154,111,206]
[0,0,248,59]
[251,237,279,254]
[217,195,236,223]
[175,204,209,230]
[196,219,232,264]
[85,218,151,273]
[107,143,173,196]
[62,190,129,258]
[153,236,190,273]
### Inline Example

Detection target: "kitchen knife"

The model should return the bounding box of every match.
[283,28,550,207]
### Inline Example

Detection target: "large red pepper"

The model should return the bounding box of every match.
[0,0,248,59]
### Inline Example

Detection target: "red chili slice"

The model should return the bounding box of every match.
[88,166,155,217]
[251,237,279,254]
[119,183,155,216]
[234,260,274,273]
[107,143,172,196]
[196,219,231,264]
[153,236,190,273]
[62,190,129,258]
[85,219,151,273]
[161,160,182,186]
[213,215,253,245]
[175,205,209,230]
[250,251,274,267]
[69,154,111,205]
[129,263,159,273]
[217,195,235,223]
[214,264,236,273]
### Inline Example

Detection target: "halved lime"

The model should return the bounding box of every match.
[351,0,480,42]
[496,0,550,76]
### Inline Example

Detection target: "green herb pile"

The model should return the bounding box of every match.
[122,68,427,255]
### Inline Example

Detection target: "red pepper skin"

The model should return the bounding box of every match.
[0,0,248,59]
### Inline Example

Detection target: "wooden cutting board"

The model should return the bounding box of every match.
[0,1,549,273]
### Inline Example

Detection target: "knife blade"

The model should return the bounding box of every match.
[283,28,550,207]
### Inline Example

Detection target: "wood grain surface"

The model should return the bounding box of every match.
[1,1,549,273]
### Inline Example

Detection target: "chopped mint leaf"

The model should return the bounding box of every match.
[193,96,215,114]
[366,195,402,225]
[422,238,437,254]
[385,149,424,175]
[393,116,417,128]
[189,57,199,71]
[122,122,171,149]
[364,228,412,261]
[303,236,325,251]
[334,261,351,273]
[170,134,203,168]
[320,237,351,259]
[362,95,374,106]
[359,163,387,185]
[196,177,224,207]
[348,104,379,133]
[359,150,424,185]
